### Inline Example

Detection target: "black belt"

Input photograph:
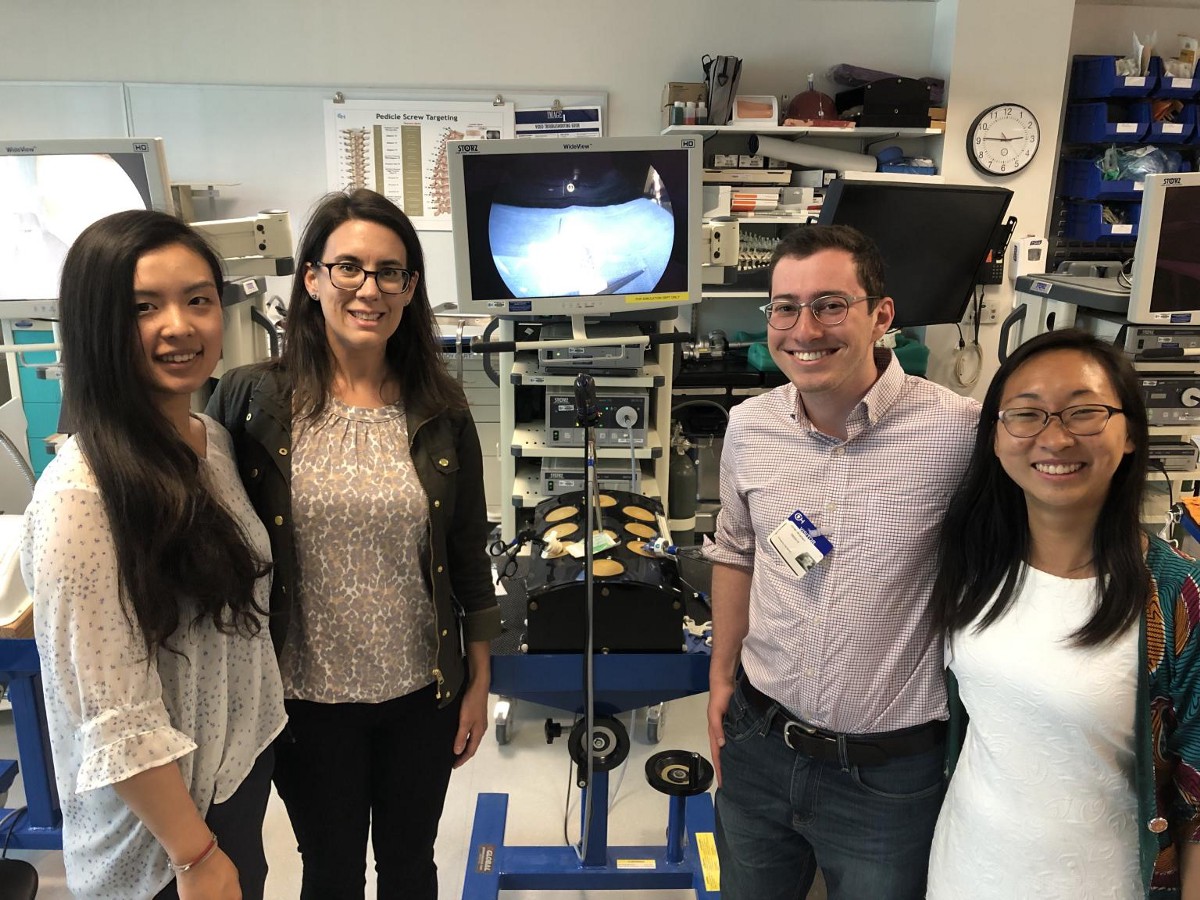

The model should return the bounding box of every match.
[740,677,946,767]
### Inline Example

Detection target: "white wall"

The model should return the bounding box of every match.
[921,0,1077,399]
[1071,3,1200,56]
[0,0,937,138]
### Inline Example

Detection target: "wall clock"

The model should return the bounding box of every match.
[967,103,1040,176]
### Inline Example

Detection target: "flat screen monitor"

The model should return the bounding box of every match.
[1127,171,1200,325]
[0,137,173,303]
[818,179,1012,329]
[447,135,702,317]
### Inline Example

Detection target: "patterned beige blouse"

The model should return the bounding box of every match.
[281,398,436,704]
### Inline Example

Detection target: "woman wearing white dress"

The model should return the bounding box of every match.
[21,210,285,899]
[928,328,1200,900]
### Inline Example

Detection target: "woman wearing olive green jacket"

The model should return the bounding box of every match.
[209,189,499,900]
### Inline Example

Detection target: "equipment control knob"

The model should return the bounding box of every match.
[544,719,564,744]
[1183,387,1200,408]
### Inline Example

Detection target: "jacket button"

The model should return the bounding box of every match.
[441,628,448,636]
[274,515,284,526]
[437,565,444,573]
[281,585,287,594]
[1148,817,1169,834]
[250,468,259,478]
[433,500,441,508]
[278,448,288,456]
[439,457,449,467]
[245,413,252,421]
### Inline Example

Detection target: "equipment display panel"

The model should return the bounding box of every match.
[0,138,173,302]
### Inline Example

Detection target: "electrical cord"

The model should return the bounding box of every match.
[561,713,632,845]
[0,806,25,856]
[1117,257,1135,290]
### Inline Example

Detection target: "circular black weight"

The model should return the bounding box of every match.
[567,716,630,772]
[645,749,715,797]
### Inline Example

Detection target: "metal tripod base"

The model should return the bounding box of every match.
[462,771,720,896]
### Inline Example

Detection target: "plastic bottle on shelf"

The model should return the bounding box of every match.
[671,101,686,126]
[696,101,708,126]
[685,101,697,126]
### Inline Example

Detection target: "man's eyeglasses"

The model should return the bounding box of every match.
[315,261,416,294]
[997,404,1126,438]
[760,294,879,329]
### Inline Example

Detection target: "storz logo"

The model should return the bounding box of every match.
[1164,177,1184,185]
[133,142,149,152]
[457,144,479,153]
[682,139,696,149]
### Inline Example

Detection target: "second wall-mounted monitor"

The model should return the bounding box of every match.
[448,135,702,317]
[0,138,174,304]
[1128,171,1200,325]
[818,179,1013,329]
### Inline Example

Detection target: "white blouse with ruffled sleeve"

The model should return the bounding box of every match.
[21,415,286,900]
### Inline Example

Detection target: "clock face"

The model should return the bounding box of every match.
[968,104,1040,176]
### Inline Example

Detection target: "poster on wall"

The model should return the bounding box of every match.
[514,106,603,138]
[324,98,514,230]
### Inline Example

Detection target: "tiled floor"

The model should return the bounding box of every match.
[4,693,825,899]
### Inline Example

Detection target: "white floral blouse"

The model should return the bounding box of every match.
[21,416,286,899]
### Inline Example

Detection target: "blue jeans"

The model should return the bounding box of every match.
[715,679,945,900]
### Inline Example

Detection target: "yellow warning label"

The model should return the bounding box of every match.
[624,292,690,304]
[615,858,657,869]
[696,831,720,891]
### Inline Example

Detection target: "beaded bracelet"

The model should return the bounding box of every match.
[168,831,219,874]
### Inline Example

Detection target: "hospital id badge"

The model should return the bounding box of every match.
[768,510,833,579]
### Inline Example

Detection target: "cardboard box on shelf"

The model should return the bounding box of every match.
[662,82,707,128]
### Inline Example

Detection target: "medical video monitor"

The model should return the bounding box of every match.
[448,135,702,317]
[0,138,173,303]
[818,179,1013,329]
[1127,171,1200,325]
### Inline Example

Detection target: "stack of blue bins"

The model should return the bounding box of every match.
[1061,55,1199,242]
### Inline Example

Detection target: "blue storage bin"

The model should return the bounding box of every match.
[1060,157,1192,200]
[1063,202,1140,242]
[1059,158,1142,200]
[1065,102,1151,142]
[1149,102,1196,142]
[1071,55,1156,99]
[878,163,938,176]
[27,440,54,479]
[1150,57,1200,99]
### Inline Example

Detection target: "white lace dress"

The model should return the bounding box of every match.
[927,567,1141,900]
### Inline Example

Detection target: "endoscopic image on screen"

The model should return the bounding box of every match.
[1151,185,1200,313]
[486,160,676,299]
[0,154,148,301]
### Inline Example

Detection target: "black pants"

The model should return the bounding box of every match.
[272,684,462,900]
[154,746,275,900]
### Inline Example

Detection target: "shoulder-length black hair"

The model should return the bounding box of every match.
[929,328,1150,647]
[279,189,467,421]
[59,209,270,656]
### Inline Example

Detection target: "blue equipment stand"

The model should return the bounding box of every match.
[462,652,719,897]
[0,639,62,849]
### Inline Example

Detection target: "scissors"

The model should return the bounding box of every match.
[489,531,531,583]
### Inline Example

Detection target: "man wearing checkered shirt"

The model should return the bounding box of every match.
[704,225,979,900]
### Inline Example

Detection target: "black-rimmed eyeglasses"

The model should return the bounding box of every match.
[315,261,415,294]
[997,404,1126,438]
[760,294,880,329]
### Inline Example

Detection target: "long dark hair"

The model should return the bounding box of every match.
[59,210,270,655]
[279,189,467,421]
[929,328,1150,646]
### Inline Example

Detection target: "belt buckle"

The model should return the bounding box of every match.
[782,719,819,752]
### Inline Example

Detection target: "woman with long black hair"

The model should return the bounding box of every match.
[22,209,285,899]
[928,328,1200,899]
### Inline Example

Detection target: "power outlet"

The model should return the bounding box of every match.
[962,298,1000,325]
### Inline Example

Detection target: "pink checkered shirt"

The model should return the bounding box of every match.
[705,350,980,733]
